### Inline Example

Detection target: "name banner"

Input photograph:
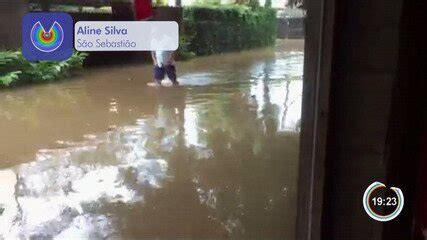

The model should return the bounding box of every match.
[74,21,179,51]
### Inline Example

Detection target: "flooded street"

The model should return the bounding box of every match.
[0,39,304,238]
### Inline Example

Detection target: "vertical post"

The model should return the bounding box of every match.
[0,0,28,49]
[296,0,335,238]
[111,0,136,21]
[39,0,51,11]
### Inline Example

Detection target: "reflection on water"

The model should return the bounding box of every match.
[0,40,304,238]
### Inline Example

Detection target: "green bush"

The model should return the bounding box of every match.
[177,34,197,60]
[183,5,277,56]
[0,51,87,87]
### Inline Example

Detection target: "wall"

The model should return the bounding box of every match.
[0,0,27,49]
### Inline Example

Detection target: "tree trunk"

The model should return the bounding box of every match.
[248,0,259,9]
[39,0,51,11]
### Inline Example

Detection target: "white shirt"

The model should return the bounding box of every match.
[155,51,174,67]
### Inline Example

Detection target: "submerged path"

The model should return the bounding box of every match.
[0,39,304,238]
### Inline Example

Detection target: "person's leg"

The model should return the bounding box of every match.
[154,66,165,85]
[165,65,179,86]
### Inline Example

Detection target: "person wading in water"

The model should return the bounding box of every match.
[151,51,179,86]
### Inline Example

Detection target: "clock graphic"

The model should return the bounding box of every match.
[363,182,404,222]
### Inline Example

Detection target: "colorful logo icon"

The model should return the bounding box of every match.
[22,13,73,61]
[31,21,64,52]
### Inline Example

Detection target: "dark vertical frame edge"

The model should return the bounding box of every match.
[296,0,335,239]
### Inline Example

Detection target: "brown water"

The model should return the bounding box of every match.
[0,39,304,238]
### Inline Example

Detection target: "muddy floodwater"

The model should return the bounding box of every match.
[0,40,304,238]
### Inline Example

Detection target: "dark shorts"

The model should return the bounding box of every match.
[154,65,176,82]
